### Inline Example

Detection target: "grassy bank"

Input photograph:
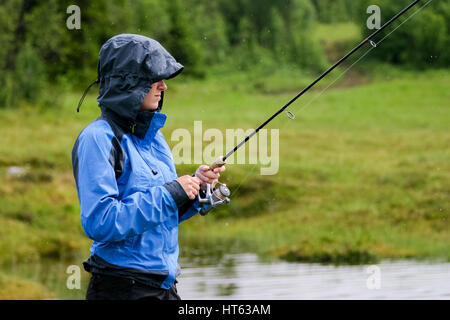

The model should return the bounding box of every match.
[175,67,450,265]
[0,63,448,298]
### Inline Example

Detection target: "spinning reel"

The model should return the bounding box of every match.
[198,156,231,215]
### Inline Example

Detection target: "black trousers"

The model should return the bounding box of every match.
[86,273,181,300]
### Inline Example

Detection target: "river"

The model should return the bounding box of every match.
[4,252,449,299]
[177,253,450,300]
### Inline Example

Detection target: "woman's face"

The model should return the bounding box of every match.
[140,80,168,110]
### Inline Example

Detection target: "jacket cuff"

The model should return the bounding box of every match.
[163,180,190,210]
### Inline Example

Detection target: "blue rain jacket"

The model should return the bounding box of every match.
[72,34,199,289]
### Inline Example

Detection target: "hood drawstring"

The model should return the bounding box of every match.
[77,79,99,113]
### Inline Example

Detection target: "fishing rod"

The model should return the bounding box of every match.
[198,0,423,215]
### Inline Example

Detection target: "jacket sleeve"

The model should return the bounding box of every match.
[178,199,201,224]
[162,177,201,224]
[73,124,179,243]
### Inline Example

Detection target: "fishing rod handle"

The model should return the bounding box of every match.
[209,156,226,170]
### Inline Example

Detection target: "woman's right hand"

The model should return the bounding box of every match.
[176,175,202,200]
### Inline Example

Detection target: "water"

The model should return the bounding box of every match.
[177,253,450,300]
[3,253,449,299]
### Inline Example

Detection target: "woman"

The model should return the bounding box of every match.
[72,34,225,300]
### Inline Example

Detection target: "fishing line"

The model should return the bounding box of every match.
[228,45,376,198]
[376,0,434,44]
[286,0,434,120]
[227,0,434,198]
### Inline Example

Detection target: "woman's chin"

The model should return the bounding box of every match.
[140,104,159,111]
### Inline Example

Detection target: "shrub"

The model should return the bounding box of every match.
[358,0,449,68]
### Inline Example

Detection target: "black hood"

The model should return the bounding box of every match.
[96,34,184,129]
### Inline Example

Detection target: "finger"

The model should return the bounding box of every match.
[190,178,201,188]
[192,177,202,185]
[191,183,200,192]
[197,165,209,174]
[187,191,196,200]
[190,186,199,197]
[201,175,218,185]
[213,166,225,173]
[196,171,209,182]
[197,177,213,185]
[202,170,219,180]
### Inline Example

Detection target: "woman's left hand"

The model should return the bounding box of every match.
[195,165,226,187]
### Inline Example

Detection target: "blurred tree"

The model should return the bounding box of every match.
[0,0,22,106]
[310,0,359,23]
[164,0,205,78]
[1,0,446,108]
[57,0,110,87]
[216,0,326,71]
[268,7,291,64]
[134,0,172,41]
[0,0,61,106]
[276,0,327,71]
[25,0,64,82]
[183,0,229,65]
[357,0,449,68]
[435,0,450,65]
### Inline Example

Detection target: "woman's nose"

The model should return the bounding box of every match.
[157,80,167,91]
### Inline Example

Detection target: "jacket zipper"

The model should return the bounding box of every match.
[130,134,158,176]
[130,133,172,277]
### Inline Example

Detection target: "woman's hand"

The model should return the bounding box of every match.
[176,175,201,200]
[195,165,226,187]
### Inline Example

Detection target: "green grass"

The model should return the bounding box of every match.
[313,22,362,64]
[0,272,54,300]
[314,22,361,44]
[0,63,448,298]
[170,66,450,265]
